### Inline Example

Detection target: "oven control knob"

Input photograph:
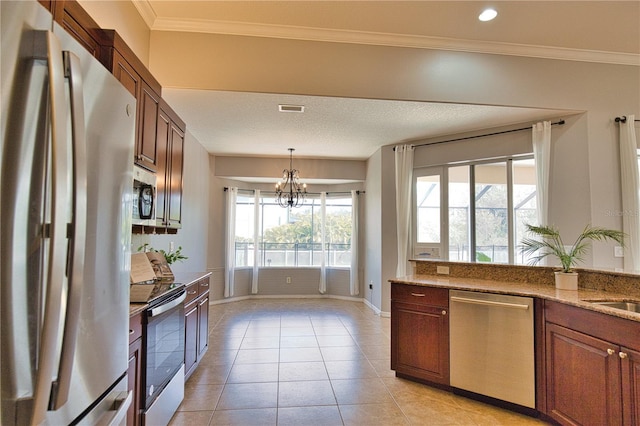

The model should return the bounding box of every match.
[149,385,154,396]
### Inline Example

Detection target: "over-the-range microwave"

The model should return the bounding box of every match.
[132,165,156,226]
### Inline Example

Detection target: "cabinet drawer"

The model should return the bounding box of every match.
[198,278,210,295]
[391,283,448,307]
[129,311,143,344]
[185,282,199,305]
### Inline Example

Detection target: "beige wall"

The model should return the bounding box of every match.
[132,131,210,275]
[78,0,151,66]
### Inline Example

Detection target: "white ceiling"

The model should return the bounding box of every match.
[136,1,639,160]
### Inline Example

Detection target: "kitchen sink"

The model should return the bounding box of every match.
[588,301,640,313]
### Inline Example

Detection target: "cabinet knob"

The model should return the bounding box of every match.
[619,352,628,359]
[129,329,134,335]
[442,310,447,315]
[188,290,197,295]
[607,348,616,355]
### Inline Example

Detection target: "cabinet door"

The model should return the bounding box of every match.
[111,50,139,99]
[391,301,449,385]
[197,295,209,359]
[155,109,170,226]
[184,302,199,380]
[127,338,142,426]
[545,323,622,426]
[136,81,160,172]
[621,346,640,426]
[166,122,184,228]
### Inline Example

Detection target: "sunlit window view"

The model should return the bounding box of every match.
[513,159,538,264]
[235,194,353,268]
[418,157,538,265]
[416,175,441,244]
[475,163,508,263]
[449,166,470,261]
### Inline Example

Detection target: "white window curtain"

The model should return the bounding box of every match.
[224,187,238,298]
[619,114,640,271]
[350,190,359,296]
[251,189,261,294]
[318,192,327,294]
[395,145,414,277]
[532,121,551,227]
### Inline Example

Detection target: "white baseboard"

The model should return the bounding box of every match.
[208,293,383,317]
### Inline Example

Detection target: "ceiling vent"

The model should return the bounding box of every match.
[279,104,305,113]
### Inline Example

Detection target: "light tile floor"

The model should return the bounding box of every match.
[169,298,549,425]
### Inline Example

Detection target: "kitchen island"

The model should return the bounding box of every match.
[391,261,640,426]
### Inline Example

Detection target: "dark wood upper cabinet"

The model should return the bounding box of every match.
[39,0,107,61]
[156,99,185,230]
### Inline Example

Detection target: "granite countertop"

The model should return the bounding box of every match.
[391,274,640,323]
[129,271,212,317]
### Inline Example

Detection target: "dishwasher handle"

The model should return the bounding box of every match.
[450,295,530,310]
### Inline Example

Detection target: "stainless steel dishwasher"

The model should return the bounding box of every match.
[449,290,535,408]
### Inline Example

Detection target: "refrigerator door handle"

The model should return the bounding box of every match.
[31,30,70,426]
[49,50,88,410]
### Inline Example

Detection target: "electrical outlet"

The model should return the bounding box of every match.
[614,246,624,258]
[436,266,450,275]
[286,277,291,284]
[169,241,174,252]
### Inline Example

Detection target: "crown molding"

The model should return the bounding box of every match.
[150,17,639,67]
[131,0,156,29]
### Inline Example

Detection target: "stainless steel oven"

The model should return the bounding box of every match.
[142,288,186,425]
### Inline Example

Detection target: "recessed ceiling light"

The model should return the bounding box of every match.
[279,104,305,113]
[478,8,498,22]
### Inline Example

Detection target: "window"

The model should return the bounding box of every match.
[234,193,354,268]
[415,156,537,264]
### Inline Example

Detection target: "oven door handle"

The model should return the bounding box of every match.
[149,290,186,317]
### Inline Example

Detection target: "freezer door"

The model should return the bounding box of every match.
[42,22,136,426]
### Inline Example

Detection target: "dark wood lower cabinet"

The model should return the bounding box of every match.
[390,283,449,386]
[184,277,210,381]
[545,323,622,425]
[544,300,640,426]
[621,346,640,426]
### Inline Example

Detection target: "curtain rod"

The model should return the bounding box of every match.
[393,119,566,151]
[615,116,640,123]
[224,187,365,195]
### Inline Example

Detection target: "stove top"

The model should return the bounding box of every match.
[130,281,184,306]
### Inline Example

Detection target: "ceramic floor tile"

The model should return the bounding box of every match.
[279,361,329,381]
[315,335,357,347]
[279,336,319,348]
[210,408,277,425]
[216,382,279,410]
[324,360,379,380]
[178,298,549,426]
[186,363,233,386]
[277,380,337,407]
[331,378,394,405]
[235,348,280,364]
[320,346,366,361]
[276,405,343,426]
[279,347,323,363]
[227,363,279,383]
[240,336,281,350]
[279,327,316,337]
[177,384,224,411]
[169,410,213,426]
[339,403,410,425]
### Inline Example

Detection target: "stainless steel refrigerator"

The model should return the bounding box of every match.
[1,1,135,424]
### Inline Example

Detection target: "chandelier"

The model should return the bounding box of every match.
[275,148,307,208]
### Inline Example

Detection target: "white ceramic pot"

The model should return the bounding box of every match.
[554,271,578,290]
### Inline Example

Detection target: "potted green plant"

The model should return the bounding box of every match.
[138,243,188,265]
[520,224,624,290]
